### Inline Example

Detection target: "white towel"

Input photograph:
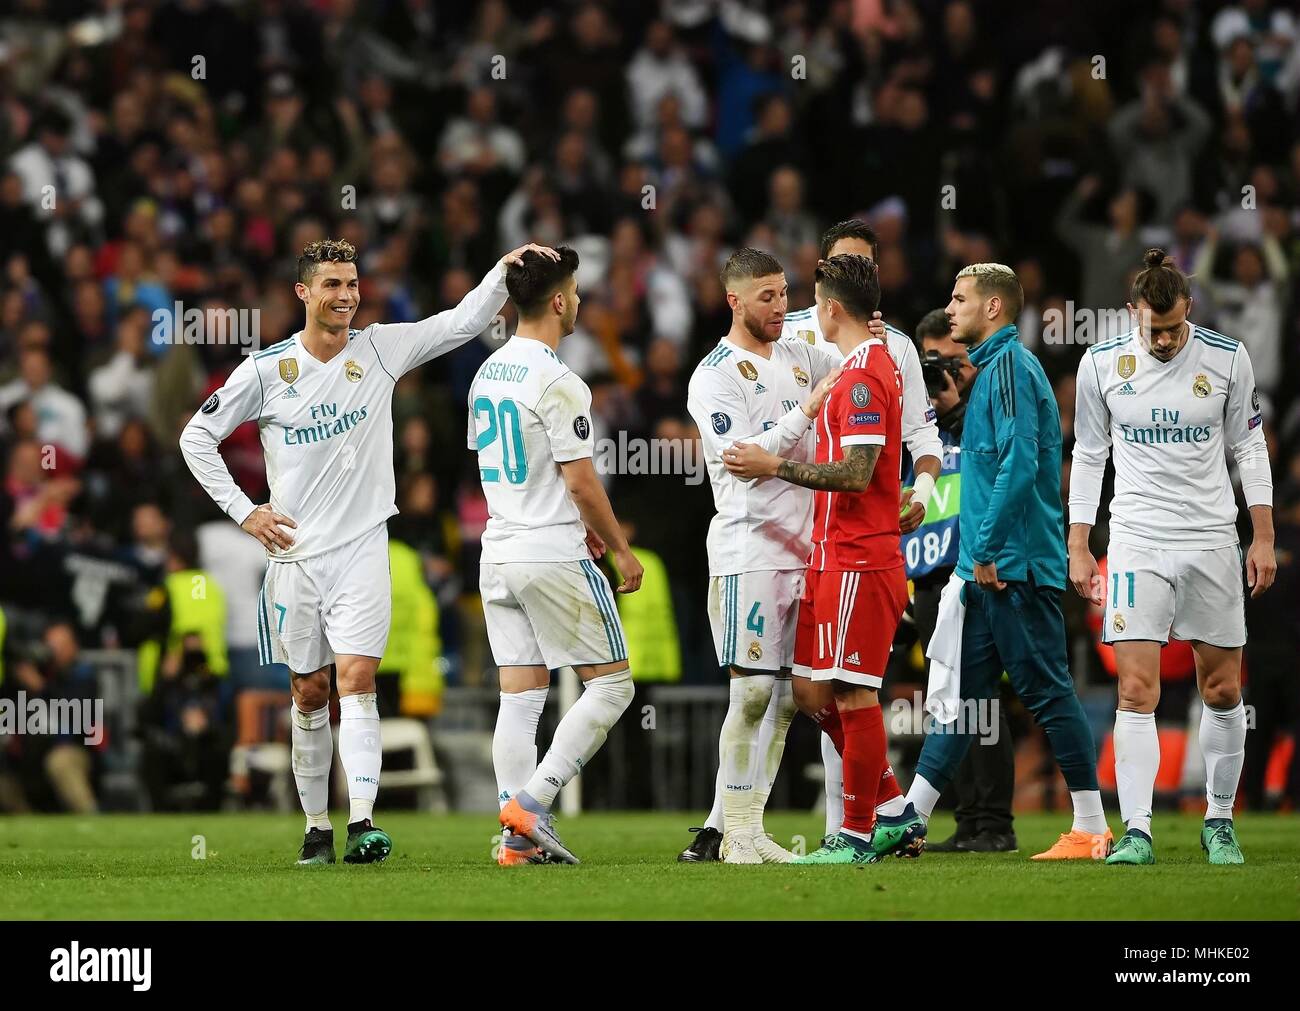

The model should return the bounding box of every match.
[923,571,967,726]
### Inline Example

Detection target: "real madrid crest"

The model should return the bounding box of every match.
[1112,613,1126,634]
[798,329,815,345]
[737,360,758,381]
[748,642,763,662]
[279,358,299,384]
[345,359,364,383]
[1192,373,1211,398]
[792,366,810,388]
[1117,354,1135,380]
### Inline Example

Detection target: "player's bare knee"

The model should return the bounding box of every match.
[1201,678,1241,709]
[291,669,330,711]
[1117,678,1159,714]
[335,656,378,695]
[791,677,823,717]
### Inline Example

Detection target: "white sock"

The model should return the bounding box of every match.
[1200,699,1246,820]
[493,686,549,809]
[704,764,725,832]
[1070,789,1107,834]
[291,701,332,832]
[821,733,844,835]
[719,675,774,836]
[525,668,633,808]
[751,678,795,831]
[1114,709,1158,837]
[876,767,908,818]
[338,693,382,825]
[905,773,941,820]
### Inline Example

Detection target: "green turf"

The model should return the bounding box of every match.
[0,812,1296,919]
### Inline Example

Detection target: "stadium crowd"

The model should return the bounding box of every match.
[0,0,1297,813]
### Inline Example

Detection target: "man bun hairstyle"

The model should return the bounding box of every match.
[298,238,357,284]
[1130,247,1190,313]
[719,247,784,290]
[819,219,879,260]
[506,244,580,317]
[815,253,881,322]
[955,262,1023,320]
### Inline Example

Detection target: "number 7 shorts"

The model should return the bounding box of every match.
[257,522,392,674]
[708,569,804,671]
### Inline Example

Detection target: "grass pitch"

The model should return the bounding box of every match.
[0,811,1296,920]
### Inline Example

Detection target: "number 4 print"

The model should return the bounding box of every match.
[747,602,765,637]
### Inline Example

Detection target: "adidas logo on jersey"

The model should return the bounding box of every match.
[845,651,860,665]
[1117,382,1137,396]
[754,382,767,393]
[282,386,300,399]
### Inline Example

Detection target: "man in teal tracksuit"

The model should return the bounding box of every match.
[905,264,1113,860]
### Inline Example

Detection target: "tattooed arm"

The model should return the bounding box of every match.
[722,441,881,492]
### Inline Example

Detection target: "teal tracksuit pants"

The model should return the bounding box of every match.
[915,578,1099,793]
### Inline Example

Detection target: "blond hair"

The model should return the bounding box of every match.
[955,262,1022,320]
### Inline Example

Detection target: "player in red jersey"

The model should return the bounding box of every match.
[722,254,925,863]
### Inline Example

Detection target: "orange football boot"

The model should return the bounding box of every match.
[1031,827,1114,860]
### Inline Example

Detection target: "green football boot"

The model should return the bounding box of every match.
[1201,819,1244,865]
[297,827,335,866]
[343,819,392,864]
[871,803,927,859]
[1105,828,1156,865]
[793,832,876,865]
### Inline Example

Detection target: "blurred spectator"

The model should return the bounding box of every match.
[1192,227,1288,395]
[1055,175,1151,318]
[627,20,707,135]
[7,108,104,260]
[0,620,99,813]
[138,631,230,812]
[87,306,153,440]
[0,346,89,459]
[1108,62,1212,223]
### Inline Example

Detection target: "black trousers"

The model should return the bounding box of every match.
[914,576,1016,836]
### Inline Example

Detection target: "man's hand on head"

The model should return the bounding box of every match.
[502,244,560,267]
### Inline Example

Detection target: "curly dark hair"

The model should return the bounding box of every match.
[297,238,358,285]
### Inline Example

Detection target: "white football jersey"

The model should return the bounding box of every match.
[687,336,838,576]
[782,305,942,464]
[180,263,508,562]
[1070,324,1272,550]
[469,336,594,564]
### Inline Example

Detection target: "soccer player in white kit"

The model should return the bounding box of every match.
[180,237,557,865]
[1068,249,1276,866]
[781,219,944,843]
[474,247,643,866]
[682,248,845,864]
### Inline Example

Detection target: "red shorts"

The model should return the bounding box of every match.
[794,566,908,688]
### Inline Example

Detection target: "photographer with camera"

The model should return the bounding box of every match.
[906,309,1018,852]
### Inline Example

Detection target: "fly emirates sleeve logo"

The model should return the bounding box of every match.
[282,401,369,446]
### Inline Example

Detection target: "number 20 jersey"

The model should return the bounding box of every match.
[468,335,594,564]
